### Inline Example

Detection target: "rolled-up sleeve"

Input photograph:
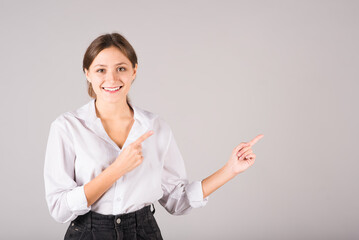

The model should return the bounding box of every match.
[158,128,209,215]
[44,120,91,223]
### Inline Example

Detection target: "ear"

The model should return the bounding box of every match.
[132,63,138,80]
[84,69,91,82]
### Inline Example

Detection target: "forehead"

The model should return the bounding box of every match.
[92,46,129,64]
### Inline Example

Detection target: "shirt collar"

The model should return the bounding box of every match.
[74,98,149,128]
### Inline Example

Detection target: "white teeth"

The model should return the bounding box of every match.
[103,86,121,91]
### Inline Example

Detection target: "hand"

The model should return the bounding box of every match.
[112,130,154,177]
[224,134,264,176]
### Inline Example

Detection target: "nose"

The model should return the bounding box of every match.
[107,70,118,83]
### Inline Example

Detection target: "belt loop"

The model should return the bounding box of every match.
[151,203,155,214]
[88,211,92,230]
[135,209,139,228]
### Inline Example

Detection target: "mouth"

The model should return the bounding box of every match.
[102,86,123,93]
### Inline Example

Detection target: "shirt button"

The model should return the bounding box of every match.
[116,218,121,224]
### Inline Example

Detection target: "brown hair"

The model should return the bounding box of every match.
[82,32,138,105]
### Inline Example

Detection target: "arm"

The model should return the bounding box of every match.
[201,165,235,199]
[159,128,209,215]
[44,120,153,223]
[201,134,264,199]
[83,164,125,207]
[44,121,90,223]
[84,131,154,207]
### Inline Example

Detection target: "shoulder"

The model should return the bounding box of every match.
[49,100,92,131]
[133,105,172,135]
[134,106,173,152]
[133,105,158,122]
[48,112,78,137]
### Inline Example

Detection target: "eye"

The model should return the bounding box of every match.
[118,67,126,72]
[96,69,105,73]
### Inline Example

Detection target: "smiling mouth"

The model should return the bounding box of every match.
[102,86,123,92]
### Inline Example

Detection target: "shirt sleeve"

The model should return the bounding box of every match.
[43,120,91,223]
[158,128,209,215]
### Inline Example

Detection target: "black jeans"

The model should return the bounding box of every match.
[64,204,163,240]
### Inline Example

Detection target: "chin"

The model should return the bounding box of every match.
[102,96,125,104]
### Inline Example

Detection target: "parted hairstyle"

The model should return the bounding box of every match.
[82,32,138,105]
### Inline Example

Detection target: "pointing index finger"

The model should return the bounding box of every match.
[134,130,154,145]
[248,134,264,147]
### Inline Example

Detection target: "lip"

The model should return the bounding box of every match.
[102,86,123,93]
[102,86,122,88]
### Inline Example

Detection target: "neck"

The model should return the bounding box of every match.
[95,98,133,121]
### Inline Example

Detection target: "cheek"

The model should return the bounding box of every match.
[90,81,103,93]
[124,80,134,90]
[90,77,104,86]
[121,74,133,81]
[119,75,133,86]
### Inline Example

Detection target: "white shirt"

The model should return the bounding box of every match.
[44,99,209,223]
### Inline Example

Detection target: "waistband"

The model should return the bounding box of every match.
[71,203,155,230]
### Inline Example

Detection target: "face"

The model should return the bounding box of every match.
[85,46,137,104]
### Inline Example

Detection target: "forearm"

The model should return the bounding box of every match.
[201,165,236,199]
[84,164,125,207]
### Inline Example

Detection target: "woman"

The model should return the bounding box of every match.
[44,32,263,240]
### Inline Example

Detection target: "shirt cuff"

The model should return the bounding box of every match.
[66,185,91,215]
[185,180,209,208]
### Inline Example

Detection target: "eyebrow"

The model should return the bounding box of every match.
[94,62,128,67]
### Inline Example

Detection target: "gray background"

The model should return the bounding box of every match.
[0,0,358,239]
